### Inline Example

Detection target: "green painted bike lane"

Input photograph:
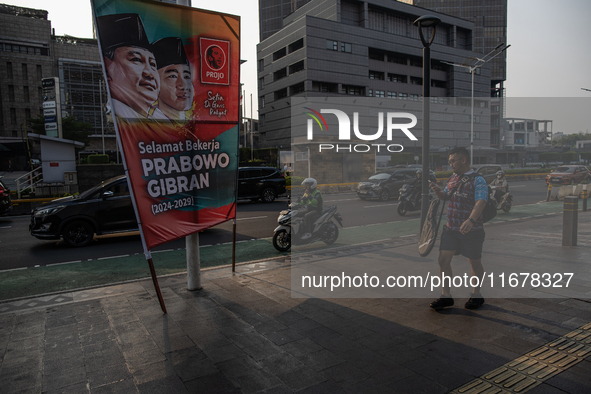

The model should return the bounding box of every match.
[0,201,569,301]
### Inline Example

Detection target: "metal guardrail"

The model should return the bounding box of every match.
[15,167,43,199]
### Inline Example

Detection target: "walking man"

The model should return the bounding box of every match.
[429,147,488,310]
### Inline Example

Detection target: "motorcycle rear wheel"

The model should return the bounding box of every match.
[502,202,511,213]
[397,202,407,216]
[324,223,339,245]
[273,230,291,252]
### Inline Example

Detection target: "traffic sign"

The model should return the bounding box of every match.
[43,108,56,116]
[44,116,57,123]
[43,101,56,108]
[45,122,58,130]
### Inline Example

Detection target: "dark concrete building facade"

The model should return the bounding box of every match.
[257,0,494,153]
[0,3,113,171]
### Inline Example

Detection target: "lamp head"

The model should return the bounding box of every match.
[413,15,441,47]
[413,15,441,28]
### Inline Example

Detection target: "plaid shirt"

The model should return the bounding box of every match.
[444,170,488,231]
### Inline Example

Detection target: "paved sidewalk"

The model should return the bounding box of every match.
[1,214,590,393]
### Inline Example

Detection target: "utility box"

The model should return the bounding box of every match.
[64,171,78,185]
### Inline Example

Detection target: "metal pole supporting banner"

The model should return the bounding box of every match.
[148,258,168,314]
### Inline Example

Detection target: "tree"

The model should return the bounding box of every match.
[552,132,591,147]
[29,115,92,146]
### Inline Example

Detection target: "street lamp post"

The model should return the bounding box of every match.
[442,43,510,166]
[414,15,441,233]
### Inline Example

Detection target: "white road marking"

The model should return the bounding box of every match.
[48,260,82,266]
[237,216,267,221]
[364,203,400,208]
[98,255,129,260]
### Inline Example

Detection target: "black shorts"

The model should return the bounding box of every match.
[439,226,485,260]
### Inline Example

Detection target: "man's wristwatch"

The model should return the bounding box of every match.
[468,218,476,224]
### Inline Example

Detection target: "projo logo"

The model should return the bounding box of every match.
[304,108,418,153]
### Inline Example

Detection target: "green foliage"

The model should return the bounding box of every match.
[561,151,577,162]
[87,154,110,164]
[287,176,306,188]
[552,132,591,147]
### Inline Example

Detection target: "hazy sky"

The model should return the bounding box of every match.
[13,0,591,132]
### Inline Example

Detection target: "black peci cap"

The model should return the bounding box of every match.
[151,37,190,69]
[96,13,151,53]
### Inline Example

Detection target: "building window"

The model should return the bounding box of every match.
[22,64,28,79]
[25,109,31,121]
[410,77,423,85]
[38,87,42,101]
[258,59,264,71]
[369,70,384,80]
[290,82,305,95]
[375,90,385,97]
[387,53,406,65]
[398,93,408,100]
[0,43,48,55]
[260,114,265,126]
[258,77,264,90]
[36,65,42,80]
[341,42,352,53]
[368,48,384,61]
[387,73,407,83]
[410,94,420,101]
[10,108,17,125]
[409,57,422,67]
[7,62,13,78]
[273,47,286,61]
[368,89,373,97]
[260,96,265,108]
[274,88,288,100]
[387,92,396,98]
[8,85,14,101]
[273,68,287,81]
[326,40,338,51]
[312,81,337,93]
[343,85,364,96]
[24,86,29,103]
[288,38,304,53]
[431,79,446,89]
[289,60,304,74]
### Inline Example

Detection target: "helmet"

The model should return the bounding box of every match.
[301,178,317,191]
[416,169,423,177]
[496,170,505,178]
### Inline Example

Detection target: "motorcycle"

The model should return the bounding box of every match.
[272,201,343,252]
[490,186,512,212]
[397,182,433,216]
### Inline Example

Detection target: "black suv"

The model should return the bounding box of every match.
[0,177,13,216]
[238,167,286,203]
[30,175,137,247]
[357,168,435,201]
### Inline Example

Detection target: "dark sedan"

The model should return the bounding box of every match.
[30,175,137,246]
[357,169,418,201]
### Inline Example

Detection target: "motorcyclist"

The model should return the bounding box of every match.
[300,178,323,239]
[490,170,508,206]
[408,169,437,206]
